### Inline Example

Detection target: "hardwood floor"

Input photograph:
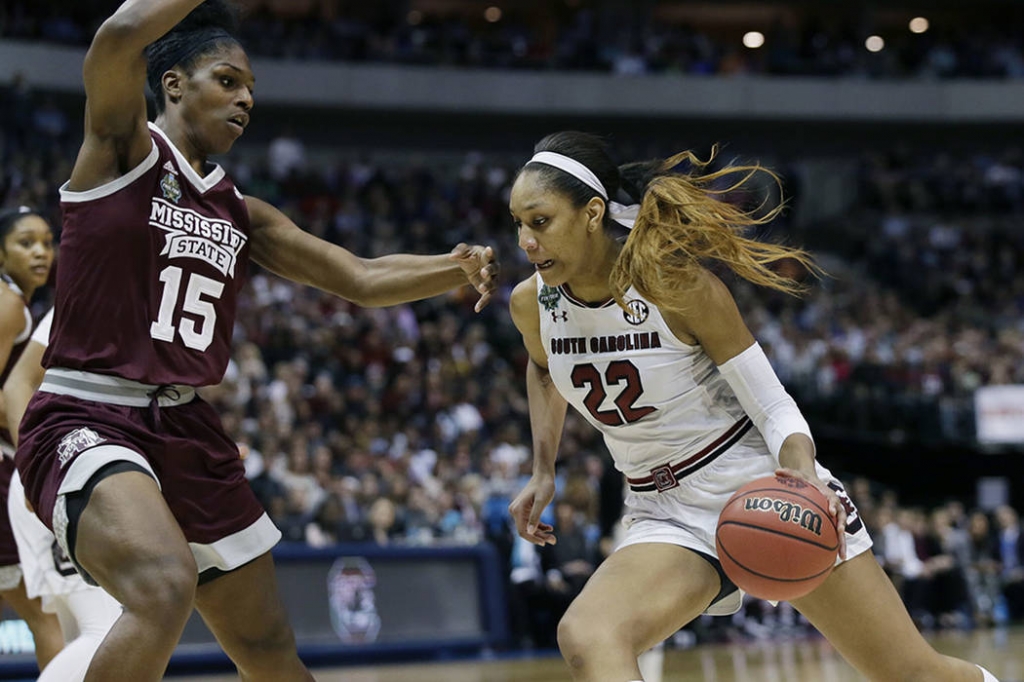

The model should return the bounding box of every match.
[176,626,1024,681]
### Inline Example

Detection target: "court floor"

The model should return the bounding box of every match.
[177,626,1024,681]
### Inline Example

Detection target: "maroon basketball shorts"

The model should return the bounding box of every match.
[16,369,281,582]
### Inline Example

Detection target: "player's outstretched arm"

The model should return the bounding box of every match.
[507,275,566,546]
[2,336,45,446]
[246,195,498,310]
[0,288,29,431]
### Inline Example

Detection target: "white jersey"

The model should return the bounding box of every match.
[9,471,88,610]
[32,307,53,344]
[11,310,109,609]
[537,278,756,480]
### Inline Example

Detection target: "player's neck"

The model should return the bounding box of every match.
[153,115,209,177]
[565,239,620,303]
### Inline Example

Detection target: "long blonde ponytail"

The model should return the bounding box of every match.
[610,148,821,312]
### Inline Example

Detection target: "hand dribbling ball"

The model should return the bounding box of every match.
[715,475,839,602]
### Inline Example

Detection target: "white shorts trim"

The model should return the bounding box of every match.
[190,513,281,574]
[0,565,22,591]
[57,445,159,497]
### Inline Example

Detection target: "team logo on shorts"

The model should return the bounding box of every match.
[327,557,381,644]
[56,428,106,469]
[623,299,649,325]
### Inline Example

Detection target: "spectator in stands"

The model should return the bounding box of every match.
[267,126,306,183]
[994,505,1024,621]
[965,510,1002,627]
[922,507,971,629]
[541,500,600,607]
[367,498,400,545]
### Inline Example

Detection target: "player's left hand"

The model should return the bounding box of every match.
[775,467,848,560]
[450,243,499,312]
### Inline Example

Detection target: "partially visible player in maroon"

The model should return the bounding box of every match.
[14,2,498,681]
[0,207,63,672]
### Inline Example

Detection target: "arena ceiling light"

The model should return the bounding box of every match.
[743,31,765,49]
[909,17,930,34]
[865,35,885,52]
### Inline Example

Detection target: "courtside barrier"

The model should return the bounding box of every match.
[0,541,509,678]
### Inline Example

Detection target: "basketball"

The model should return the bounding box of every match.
[715,475,839,602]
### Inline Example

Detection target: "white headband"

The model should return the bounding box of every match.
[528,151,639,229]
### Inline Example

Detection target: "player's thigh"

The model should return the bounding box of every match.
[561,542,720,654]
[74,470,196,606]
[791,552,942,679]
[194,552,296,657]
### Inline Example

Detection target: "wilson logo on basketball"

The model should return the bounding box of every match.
[742,497,824,536]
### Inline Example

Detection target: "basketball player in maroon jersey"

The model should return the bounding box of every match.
[0,208,63,671]
[13,2,498,681]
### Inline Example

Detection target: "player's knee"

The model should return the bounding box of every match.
[557,607,635,668]
[230,608,299,666]
[557,612,591,671]
[116,552,198,619]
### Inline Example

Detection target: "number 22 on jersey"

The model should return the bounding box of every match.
[571,359,657,426]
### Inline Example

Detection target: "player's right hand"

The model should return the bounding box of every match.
[509,473,557,546]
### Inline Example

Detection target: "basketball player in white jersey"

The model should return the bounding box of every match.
[4,310,122,682]
[506,131,1001,682]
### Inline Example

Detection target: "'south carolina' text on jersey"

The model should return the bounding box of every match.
[549,331,662,356]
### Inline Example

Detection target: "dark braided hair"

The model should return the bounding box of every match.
[145,0,242,113]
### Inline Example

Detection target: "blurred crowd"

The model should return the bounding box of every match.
[3,70,1024,649]
[679,482,1024,648]
[3,0,1024,80]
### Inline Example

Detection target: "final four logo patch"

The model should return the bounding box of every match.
[538,284,562,311]
[160,172,182,204]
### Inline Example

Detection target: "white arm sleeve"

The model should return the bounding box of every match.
[717,342,813,460]
[30,309,53,347]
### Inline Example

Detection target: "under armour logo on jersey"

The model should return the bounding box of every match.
[551,310,568,322]
[623,299,649,325]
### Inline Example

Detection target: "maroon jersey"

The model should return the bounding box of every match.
[47,123,250,386]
